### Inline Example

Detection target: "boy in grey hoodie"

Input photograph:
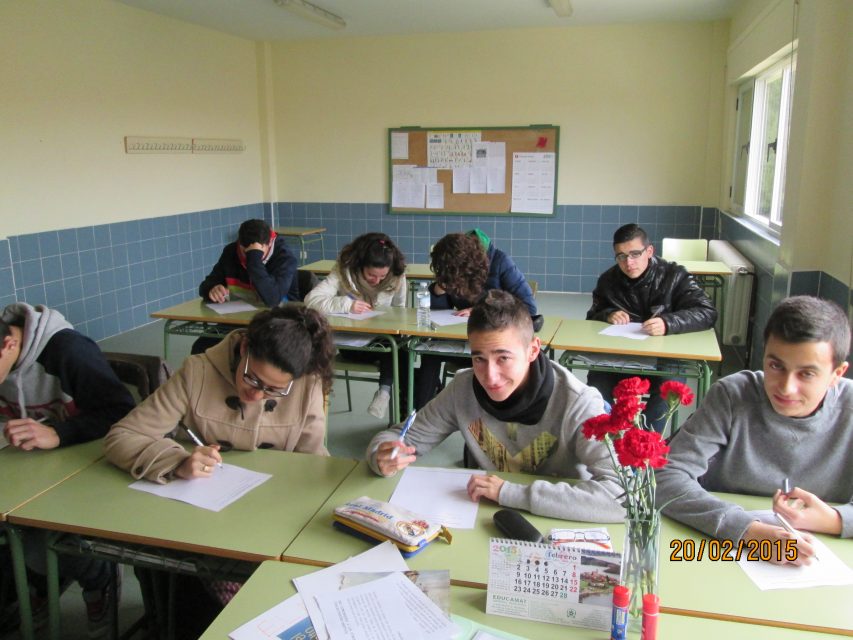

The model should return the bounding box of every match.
[368,290,623,523]
[1,303,134,633]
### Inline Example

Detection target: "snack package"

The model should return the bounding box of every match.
[333,496,452,557]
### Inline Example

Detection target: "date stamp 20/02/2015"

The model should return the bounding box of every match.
[670,538,798,563]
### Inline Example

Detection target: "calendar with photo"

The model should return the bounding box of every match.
[486,538,622,631]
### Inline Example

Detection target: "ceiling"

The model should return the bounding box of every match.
[116,0,738,41]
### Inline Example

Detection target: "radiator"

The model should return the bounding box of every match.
[708,240,754,346]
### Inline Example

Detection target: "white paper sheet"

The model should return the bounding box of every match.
[427,183,445,209]
[316,572,458,640]
[419,340,471,354]
[598,322,649,340]
[293,541,409,640]
[389,466,485,529]
[391,132,409,160]
[205,301,257,315]
[129,463,271,512]
[229,593,314,640]
[333,333,376,347]
[572,354,658,369]
[452,167,471,194]
[510,152,555,214]
[470,166,488,194]
[327,309,386,320]
[427,309,469,326]
[392,181,426,209]
[737,537,853,590]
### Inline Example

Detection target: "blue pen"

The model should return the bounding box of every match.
[389,410,417,460]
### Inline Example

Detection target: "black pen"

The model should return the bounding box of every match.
[181,424,222,468]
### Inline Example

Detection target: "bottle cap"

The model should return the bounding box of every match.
[612,585,630,607]
[642,593,660,613]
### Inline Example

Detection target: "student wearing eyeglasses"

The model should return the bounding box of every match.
[585,223,717,431]
[105,306,334,483]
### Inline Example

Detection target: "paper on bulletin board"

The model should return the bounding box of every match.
[511,152,555,214]
[426,183,445,209]
[391,132,409,159]
[427,131,482,168]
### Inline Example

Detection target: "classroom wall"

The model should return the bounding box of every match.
[270,22,727,293]
[0,0,263,237]
[0,0,270,339]
[719,0,853,368]
[271,23,726,206]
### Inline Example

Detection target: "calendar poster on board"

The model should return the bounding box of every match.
[486,538,622,631]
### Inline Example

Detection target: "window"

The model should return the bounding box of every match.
[730,56,796,230]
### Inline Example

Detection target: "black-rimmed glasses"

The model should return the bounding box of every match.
[614,248,648,263]
[242,354,293,397]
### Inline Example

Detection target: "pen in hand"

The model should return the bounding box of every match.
[181,424,223,468]
[775,512,819,562]
[389,410,417,461]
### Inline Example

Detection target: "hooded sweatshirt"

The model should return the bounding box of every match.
[0,303,134,446]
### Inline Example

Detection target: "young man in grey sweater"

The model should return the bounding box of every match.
[656,296,852,565]
[367,290,624,523]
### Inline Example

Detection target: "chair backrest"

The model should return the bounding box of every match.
[661,238,708,261]
[297,269,320,301]
[528,279,539,298]
[103,352,173,402]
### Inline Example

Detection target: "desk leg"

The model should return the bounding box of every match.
[387,337,400,425]
[162,319,173,360]
[46,532,61,640]
[5,526,34,640]
[697,361,712,405]
[408,344,416,418]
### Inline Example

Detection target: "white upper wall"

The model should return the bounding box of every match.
[0,0,264,238]
[271,22,727,206]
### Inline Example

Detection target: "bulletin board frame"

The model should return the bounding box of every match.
[388,125,560,217]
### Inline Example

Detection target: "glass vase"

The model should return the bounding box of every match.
[620,514,661,629]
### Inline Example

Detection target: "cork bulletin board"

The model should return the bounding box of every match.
[388,125,559,216]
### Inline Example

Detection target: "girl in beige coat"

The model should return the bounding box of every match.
[105,306,334,483]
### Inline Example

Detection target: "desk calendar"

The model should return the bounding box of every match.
[486,538,622,631]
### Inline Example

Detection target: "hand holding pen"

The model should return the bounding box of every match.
[642,305,666,336]
[347,293,373,314]
[175,424,222,479]
[376,411,417,476]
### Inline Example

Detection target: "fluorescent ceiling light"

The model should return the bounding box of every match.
[274,0,346,30]
[548,0,573,18]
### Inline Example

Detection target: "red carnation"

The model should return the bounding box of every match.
[613,377,651,401]
[610,394,645,426]
[613,428,670,469]
[582,414,623,441]
[660,380,694,406]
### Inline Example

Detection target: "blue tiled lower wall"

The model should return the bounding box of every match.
[0,204,272,341]
[2,201,849,351]
[276,202,714,293]
[717,210,853,369]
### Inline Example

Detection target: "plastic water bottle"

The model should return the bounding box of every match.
[416,281,431,328]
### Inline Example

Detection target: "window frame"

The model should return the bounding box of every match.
[730,55,796,233]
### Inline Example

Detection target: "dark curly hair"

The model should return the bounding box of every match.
[338,232,406,277]
[245,305,335,395]
[430,233,489,301]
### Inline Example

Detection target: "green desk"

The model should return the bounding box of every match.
[659,491,853,636]
[281,462,586,589]
[281,463,853,636]
[552,319,721,406]
[0,441,104,640]
[274,226,326,265]
[151,298,260,359]
[201,561,831,640]
[7,450,357,640]
[680,260,733,320]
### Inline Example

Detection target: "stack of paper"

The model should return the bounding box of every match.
[231,543,459,640]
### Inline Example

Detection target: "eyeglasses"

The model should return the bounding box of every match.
[242,354,293,397]
[549,529,612,544]
[614,248,648,263]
